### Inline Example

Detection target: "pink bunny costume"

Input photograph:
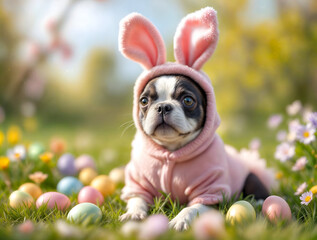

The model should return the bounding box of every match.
[119,7,274,206]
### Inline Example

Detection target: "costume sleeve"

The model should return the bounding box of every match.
[121,162,154,204]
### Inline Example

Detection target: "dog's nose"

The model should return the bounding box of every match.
[157,103,173,115]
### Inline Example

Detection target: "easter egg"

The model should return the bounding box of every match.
[75,154,96,171]
[90,175,115,197]
[139,214,169,240]
[28,142,45,160]
[262,195,292,222]
[109,167,125,184]
[78,186,104,205]
[57,176,83,196]
[57,153,77,176]
[193,209,226,240]
[79,168,98,185]
[226,200,256,225]
[36,192,70,211]
[9,190,33,208]
[18,183,42,199]
[67,202,102,224]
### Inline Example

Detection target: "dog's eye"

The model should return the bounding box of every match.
[140,97,149,106]
[183,96,194,107]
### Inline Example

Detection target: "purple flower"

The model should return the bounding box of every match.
[249,138,261,150]
[296,125,316,144]
[267,114,283,129]
[276,130,287,142]
[308,112,317,129]
[274,142,295,162]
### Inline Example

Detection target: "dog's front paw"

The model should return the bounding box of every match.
[169,217,190,231]
[169,208,196,231]
[119,210,147,222]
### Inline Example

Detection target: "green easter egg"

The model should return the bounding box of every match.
[67,203,102,225]
[28,143,45,160]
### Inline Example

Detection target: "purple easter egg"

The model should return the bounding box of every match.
[58,153,77,176]
[75,154,96,171]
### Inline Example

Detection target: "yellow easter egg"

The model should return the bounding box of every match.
[19,183,42,199]
[79,168,98,185]
[90,175,115,197]
[109,167,125,184]
[9,190,33,208]
[226,201,256,225]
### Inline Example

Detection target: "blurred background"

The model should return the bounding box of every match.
[0,0,316,167]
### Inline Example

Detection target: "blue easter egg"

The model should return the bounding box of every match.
[57,176,83,196]
[58,153,77,176]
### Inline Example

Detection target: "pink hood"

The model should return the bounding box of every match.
[119,8,274,206]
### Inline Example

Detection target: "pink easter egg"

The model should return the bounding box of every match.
[36,192,70,211]
[262,195,292,222]
[78,186,104,205]
[75,155,96,171]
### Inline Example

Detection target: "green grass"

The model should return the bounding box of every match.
[1,118,317,240]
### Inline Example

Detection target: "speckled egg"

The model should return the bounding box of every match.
[9,190,33,208]
[262,195,292,222]
[57,153,77,176]
[109,167,125,184]
[90,175,115,197]
[226,200,256,225]
[78,186,104,205]
[36,192,70,211]
[75,154,96,171]
[28,142,45,160]
[139,214,169,240]
[67,203,102,224]
[79,168,98,185]
[57,176,83,196]
[193,209,226,240]
[18,183,42,199]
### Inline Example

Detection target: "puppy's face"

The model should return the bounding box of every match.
[139,75,206,151]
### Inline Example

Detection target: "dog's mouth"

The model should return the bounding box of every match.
[152,122,191,138]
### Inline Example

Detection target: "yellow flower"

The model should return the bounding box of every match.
[310,185,317,195]
[0,156,10,170]
[7,126,22,145]
[39,152,53,164]
[275,171,284,180]
[29,171,48,184]
[0,131,4,146]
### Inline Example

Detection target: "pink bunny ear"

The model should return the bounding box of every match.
[174,7,219,70]
[119,13,166,70]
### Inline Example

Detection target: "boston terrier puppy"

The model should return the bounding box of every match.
[118,8,274,231]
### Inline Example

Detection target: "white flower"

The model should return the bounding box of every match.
[275,142,295,162]
[276,130,287,142]
[7,145,27,161]
[292,157,308,171]
[286,100,302,116]
[295,182,307,196]
[267,114,283,129]
[300,191,313,205]
[296,124,316,144]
